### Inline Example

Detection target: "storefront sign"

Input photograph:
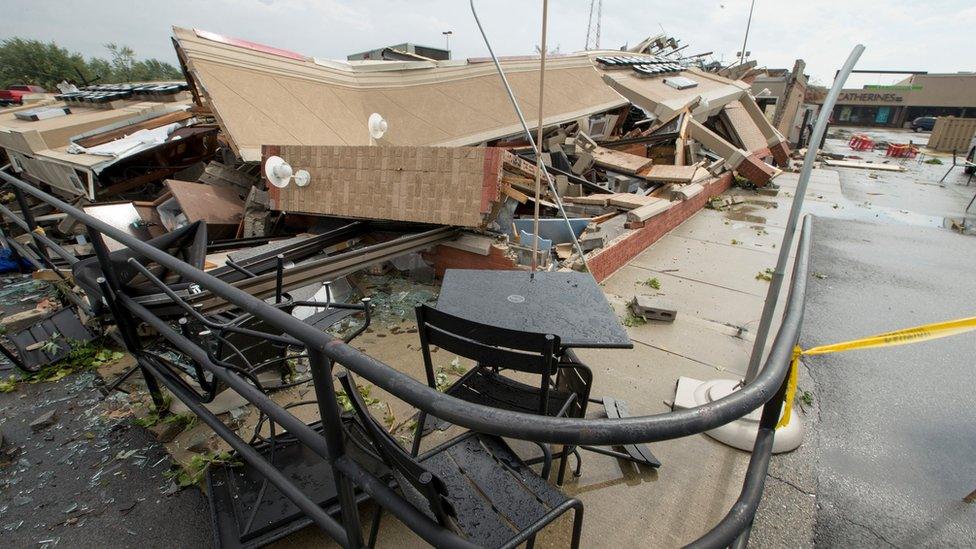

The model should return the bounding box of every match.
[838,91,904,103]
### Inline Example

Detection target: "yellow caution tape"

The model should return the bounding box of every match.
[777,316,976,429]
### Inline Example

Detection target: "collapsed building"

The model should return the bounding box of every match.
[0,26,793,332]
[0,25,801,547]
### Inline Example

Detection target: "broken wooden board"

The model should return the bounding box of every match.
[822,159,905,172]
[589,145,654,175]
[607,193,660,210]
[638,163,700,182]
[265,145,504,227]
[626,198,670,222]
[564,195,611,207]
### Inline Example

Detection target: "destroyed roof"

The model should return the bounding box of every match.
[589,52,748,120]
[173,27,629,162]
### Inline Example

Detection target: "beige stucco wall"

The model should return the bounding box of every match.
[828,74,976,107]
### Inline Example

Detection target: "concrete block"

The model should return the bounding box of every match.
[564,182,583,198]
[630,295,677,322]
[626,199,670,222]
[579,229,607,252]
[554,174,570,196]
[608,173,640,194]
[571,150,595,175]
[670,183,705,201]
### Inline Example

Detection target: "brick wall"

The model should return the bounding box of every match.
[587,171,734,282]
[423,171,734,283]
[423,243,520,278]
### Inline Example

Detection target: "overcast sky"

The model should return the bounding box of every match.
[2,0,974,88]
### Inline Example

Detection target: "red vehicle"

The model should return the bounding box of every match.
[0,85,48,106]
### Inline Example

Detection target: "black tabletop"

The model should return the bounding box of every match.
[436,269,632,349]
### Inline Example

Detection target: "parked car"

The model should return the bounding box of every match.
[0,84,47,106]
[911,116,937,132]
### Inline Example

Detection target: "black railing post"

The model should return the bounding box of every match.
[12,185,49,262]
[308,348,364,549]
[95,276,165,409]
[90,226,166,410]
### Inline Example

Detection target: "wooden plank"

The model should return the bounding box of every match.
[564,195,610,207]
[590,145,654,175]
[501,185,528,204]
[626,199,670,222]
[675,111,690,165]
[590,211,620,224]
[822,159,905,172]
[607,193,659,210]
[639,163,700,182]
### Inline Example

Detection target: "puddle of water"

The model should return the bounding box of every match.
[741,199,779,209]
[724,211,768,224]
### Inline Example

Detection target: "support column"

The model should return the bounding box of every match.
[738,91,791,167]
[687,118,777,186]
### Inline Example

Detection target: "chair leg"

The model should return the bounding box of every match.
[570,504,585,549]
[557,445,570,486]
[526,533,537,549]
[573,449,583,477]
[367,506,383,548]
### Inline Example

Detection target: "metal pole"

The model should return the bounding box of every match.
[738,0,756,67]
[744,44,865,382]
[530,0,549,273]
[307,350,363,548]
[469,0,589,271]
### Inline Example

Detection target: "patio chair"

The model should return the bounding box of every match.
[338,370,584,549]
[411,304,592,485]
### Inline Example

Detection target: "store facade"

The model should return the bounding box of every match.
[810,73,976,128]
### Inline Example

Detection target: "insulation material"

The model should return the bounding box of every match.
[174,28,628,162]
[264,145,505,227]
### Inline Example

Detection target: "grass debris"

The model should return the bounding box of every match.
[640,277,661,290]
[621,312,647,327]
[755,268,775,282]
[26,343,124,384]
[165,451,241,488]
[0,375,18,393]
[923,157,943,165]
[336,383,379,412]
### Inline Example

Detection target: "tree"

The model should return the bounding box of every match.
[0,38,183,90]
[106,42,141,83]
[0,38,87,89]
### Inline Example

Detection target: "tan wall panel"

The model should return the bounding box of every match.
[266,145,503,227]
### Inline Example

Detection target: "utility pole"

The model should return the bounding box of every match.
[738,0,756,66]
[442,30,453,55]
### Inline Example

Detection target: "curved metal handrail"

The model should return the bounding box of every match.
[0,168,812,548]
[0,169,808,447]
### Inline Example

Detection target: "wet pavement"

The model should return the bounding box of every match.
[0,371,212,547]
[750,126,976,547]
[801,218,976,547]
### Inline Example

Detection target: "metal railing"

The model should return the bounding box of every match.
[0,167,812,548]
